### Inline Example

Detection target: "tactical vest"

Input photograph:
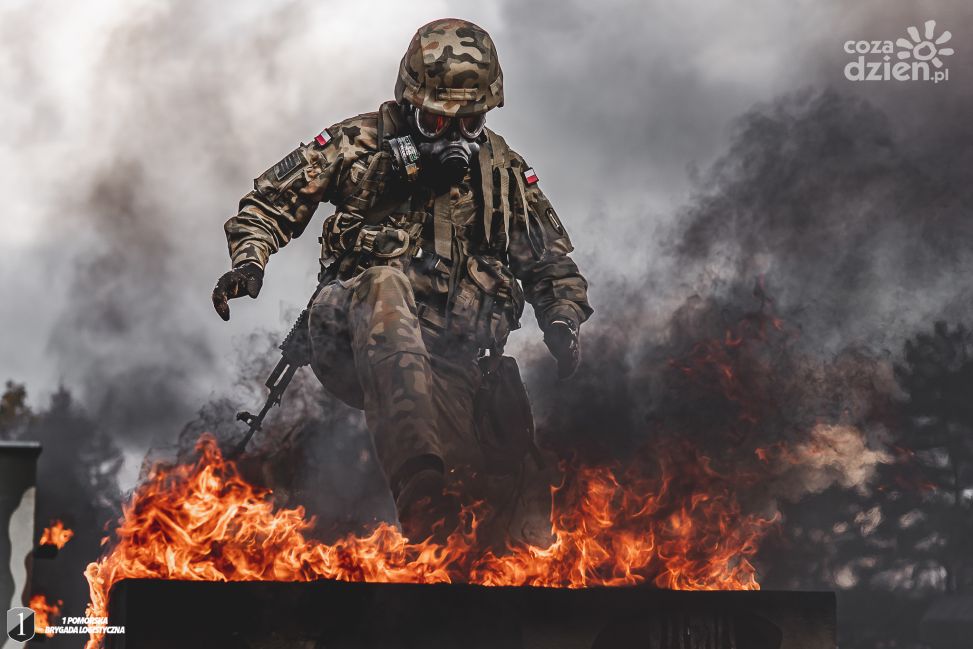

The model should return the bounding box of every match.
[324,102,532,353]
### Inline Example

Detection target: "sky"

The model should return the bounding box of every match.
[1,0,971,483]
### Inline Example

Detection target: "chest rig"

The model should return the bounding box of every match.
[327,102,531,353]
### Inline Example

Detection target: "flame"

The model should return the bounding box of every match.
[81,298,797,648]
[83,436,776,648]
[29,593,61,637]
[40,519,74,549]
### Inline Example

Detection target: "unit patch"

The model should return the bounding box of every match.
[273,147,307,181]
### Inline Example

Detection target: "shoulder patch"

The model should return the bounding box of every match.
[273,147,307,181]
[524,167,539,185]
[314,128,333,147]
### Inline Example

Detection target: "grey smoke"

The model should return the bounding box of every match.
[670,89,973,355]
[2,7,972,648]
[0,0,971,572]
[1,0,969,471]
[512,76,973,582]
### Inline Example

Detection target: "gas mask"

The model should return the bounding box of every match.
[386,105,485,186]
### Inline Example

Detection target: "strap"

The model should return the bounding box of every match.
[478,138,496,245]
[510,165,533,253]
[432,192,453,260]
[489,132,511,251]
[479,129,531,253]
[376,103,386,142]
[498,154,511,251]
[378,100,406,140]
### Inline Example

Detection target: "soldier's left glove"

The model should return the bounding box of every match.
[544,319,581,380]
[212,263,264,321]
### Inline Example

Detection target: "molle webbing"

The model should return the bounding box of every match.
[511,158,531,246]
[432,193,453,261]
[498,152,511,249]
[376,100,406,143]
[477,139,495,245]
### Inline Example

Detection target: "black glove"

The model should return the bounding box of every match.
[544,319,581,380]
[212,263,264,321]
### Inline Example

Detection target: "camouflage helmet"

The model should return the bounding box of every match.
[395,18,504,117]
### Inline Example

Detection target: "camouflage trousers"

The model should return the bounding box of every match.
[307,266,483,491]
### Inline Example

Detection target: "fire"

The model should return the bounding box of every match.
[81,294,798,648]
[40,519,74,549]
[83,436,776,648]
[29,593,61,638]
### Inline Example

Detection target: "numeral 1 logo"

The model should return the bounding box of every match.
[6,607,35,643]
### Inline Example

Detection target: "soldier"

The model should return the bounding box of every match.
[212,18,592,541]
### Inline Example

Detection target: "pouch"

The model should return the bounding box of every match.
[473,355,541,475]
[457,255,526,347]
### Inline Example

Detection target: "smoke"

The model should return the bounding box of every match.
[170,331,395,539]
[1,0,473,461]
[3,0,969,482]
[35,1,340,453]
[516,84,973,562]
[2,3,973,646]
[770,424,891,499]
[670,89,973,354]
[47,163,217,449]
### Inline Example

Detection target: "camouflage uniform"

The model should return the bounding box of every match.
[219,19,592,533]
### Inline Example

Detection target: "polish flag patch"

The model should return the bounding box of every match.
[524,167,539,184]
[314,128,332,147]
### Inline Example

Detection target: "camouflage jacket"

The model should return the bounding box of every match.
[224,101,592,349]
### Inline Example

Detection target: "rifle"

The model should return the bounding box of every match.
[230,271,332,457]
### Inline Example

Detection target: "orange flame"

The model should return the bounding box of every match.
[29,593,61,638]
[40,519,74,549]
[83,436,776,648]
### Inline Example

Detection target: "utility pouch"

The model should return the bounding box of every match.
[344,151,394,214]
[473,354,541,475]
[355,227,413,259]
[350,222,424,274]
[458,255,525,347]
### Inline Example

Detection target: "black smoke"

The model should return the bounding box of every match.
[47,164,218,450]
[672,89,973,353]
[2,2,972,646]
[517,88,973,648]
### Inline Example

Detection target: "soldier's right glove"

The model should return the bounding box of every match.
[212,263,264,321]
[544,319,581,380]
